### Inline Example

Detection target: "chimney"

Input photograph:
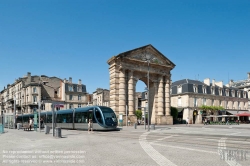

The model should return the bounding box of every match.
[64,78,67,83]
[204,78,210,86]
[212,79,215,86]
[248,72,250,79]
[215,81,223,88]
[229,79,234,87]
[69,77,72,83]
[78,79,82,85]
[27,72,31,83]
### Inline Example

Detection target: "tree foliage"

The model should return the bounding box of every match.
[171,106,178,120]
[135,110,142,120]
[199,105,224,114]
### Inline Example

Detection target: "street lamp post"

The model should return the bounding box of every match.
[14,96,16,129]
[145,53,151,132]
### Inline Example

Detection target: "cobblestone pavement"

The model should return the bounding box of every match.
[0,124,250,166]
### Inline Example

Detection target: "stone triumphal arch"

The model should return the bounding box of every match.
[107,45,175,125]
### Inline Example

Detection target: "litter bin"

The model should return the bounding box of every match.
[134,123,137,129]
[150,124,155,130]
[17,123,20,130]
[55,127,61,138]
[45,125,50,134]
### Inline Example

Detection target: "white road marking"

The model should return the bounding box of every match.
[218,137,242,166]
[139,132,177,166]
[151,142,217,154]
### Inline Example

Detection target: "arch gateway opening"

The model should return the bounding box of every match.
[107,45,175,125]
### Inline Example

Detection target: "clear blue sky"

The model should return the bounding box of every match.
[1,0,250,93]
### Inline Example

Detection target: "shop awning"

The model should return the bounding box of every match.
[235,112,250,117]
[226,110,246,115]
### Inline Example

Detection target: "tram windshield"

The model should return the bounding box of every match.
[100,107,117,122]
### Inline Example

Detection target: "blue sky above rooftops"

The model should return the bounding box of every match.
[0,0,250,93]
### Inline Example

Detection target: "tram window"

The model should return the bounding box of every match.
[75,112,88,123]
[95,109,103,124]
[47,115,52,123]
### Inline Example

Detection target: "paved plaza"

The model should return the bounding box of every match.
[1,124,250,166]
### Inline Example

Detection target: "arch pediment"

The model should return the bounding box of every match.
[108,44,175,69]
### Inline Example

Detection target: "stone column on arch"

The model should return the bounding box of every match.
[158,76,164,116]
[128,70,134,115]
[118,69,126,115]
[165,77,171,116]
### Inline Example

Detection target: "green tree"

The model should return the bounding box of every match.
[135,110,142,120]
[171,106,178,120]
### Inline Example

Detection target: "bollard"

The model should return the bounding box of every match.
[45,125,50,134]
[134,123,137,129]
[17,123,20,130]
[150,124,155,130]
[55,127,62,138]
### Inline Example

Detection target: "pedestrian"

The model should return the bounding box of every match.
[186,117,189,126]
[88,119,93,133]
[29,118,33,131]
[226,118,229,125]
[40,118,44,128]
[128,119,131,126]
[204,118,207,125]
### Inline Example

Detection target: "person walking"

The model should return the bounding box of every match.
[29,118,33,131]
[204,118,207,125]
[88,119,93,133]
[186,117,189,126]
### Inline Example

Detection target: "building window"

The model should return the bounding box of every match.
[194,97,197,107]
[232,90,235,97]
[69,95,73,100]
[78,95,81,101]
[225,101,228,109]
[77,86,82,92]
[68,86,73,92]
[33,96,37,103]
[212,99,214,106]
[219,100,222,106]
[238,91,241,98]
[203,86,207,94]
[178,97,182,107]
[193,86,197,93]
[243,92,246,98]
[211,88,215,95]
[33,87,37,93]
[226,89,229,96]
[69,104,73,109]
[203,98,206,105]
[78,104,81,108]
[177,86,182,94]
[219,89,222,96]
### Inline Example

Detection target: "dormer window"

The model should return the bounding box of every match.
[237,91,241,98]
[226,89,229,96]
[68,86,73,92]
[219,88,222,96]
[203,86,207,94]
[243,92,247,98]
[177,85,182,94]
[231,90,235,97]
[193,85,198,93]
[211,87,215,95]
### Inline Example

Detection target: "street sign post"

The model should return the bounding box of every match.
[34,108,37,131]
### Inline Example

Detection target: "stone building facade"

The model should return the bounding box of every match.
[171,78,249,124]
[92,88,110,106]
[0,72,89,115]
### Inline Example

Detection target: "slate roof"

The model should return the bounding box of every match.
[171,79,248,98]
